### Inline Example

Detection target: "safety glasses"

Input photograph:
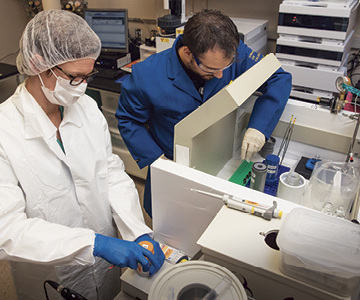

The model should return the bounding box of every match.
[55,66,99,86]
[193,53,236,74]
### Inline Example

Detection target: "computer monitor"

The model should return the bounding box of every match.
[84,8,129,54]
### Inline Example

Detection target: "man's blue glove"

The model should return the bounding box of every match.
[93,234,160,272]
[135,234,165,276]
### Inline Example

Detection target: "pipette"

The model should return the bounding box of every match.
[191,189,282,221]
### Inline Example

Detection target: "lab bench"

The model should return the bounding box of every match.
[197,205,360,300]
[114,291,134,300]
[87,76,147,180]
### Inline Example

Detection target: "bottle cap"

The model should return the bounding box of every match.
[137,241,154,277]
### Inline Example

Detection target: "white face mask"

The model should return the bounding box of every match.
[38,69,87,106]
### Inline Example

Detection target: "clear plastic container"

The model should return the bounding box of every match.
[302,161,359,219]
[159,243,190,264]
[277,208,360,297]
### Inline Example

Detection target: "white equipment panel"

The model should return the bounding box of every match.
[278,0,358,40]
[278,62,346,92]
[276,30,353,68]
[197,206,360,300]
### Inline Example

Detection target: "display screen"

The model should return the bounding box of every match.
[278,13,349,32]
[84,9,128,53]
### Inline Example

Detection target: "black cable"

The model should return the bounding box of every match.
[44,280,55,300]
[43,280,88,300]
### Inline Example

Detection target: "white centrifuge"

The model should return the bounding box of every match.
[148,261,247,300]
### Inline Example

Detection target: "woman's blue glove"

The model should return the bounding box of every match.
[93,234,160,272]
[135,234,165,276]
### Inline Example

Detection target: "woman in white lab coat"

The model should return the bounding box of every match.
[0,10,164,300]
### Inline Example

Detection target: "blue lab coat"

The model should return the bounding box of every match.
[116,35,292,170]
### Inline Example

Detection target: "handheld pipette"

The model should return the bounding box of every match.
[191,189,282,221]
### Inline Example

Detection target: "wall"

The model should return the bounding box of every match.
[0,0,29,103]
[88,0,360,53]
[2,0,360,103]
[88,0,284,44]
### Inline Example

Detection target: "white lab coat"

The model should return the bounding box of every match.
[0,83,151,300]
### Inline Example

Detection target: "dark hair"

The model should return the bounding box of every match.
[182,9,240,59]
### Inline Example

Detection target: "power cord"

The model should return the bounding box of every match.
[44,280,88,300]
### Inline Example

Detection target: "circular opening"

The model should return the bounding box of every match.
[177,283,212,300]
[260,229,279,251]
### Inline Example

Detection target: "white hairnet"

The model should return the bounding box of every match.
[16,10,101,76]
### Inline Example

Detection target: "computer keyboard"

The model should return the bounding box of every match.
[96,68,124,79]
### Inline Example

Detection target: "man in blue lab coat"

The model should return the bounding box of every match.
[116,9,292,218]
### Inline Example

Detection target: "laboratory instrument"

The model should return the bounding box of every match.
[191,189,282,220]
[278,0,357,40]
[157,0,185,34]
[326,77,360,162]
[250,162,267,192]
[276,0,358,103]
[277,171,306,204]
[148,261,247,300]
[156,17,269,56]
[174,53,281,171]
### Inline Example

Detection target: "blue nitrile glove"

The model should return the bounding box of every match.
[93,234,160,272]
[135,234,165,276]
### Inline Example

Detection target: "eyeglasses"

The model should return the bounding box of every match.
[55,66,99,86]
[193,53,236,74]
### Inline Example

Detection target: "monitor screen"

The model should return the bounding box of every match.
[84,8,128,54]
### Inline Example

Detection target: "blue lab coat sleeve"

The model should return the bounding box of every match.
[235,42,292,139]
[240,44,292,139]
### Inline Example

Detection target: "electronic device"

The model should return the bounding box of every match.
[96,68,125,79]
[289,85,334,103]
[84,8,128,54]
[278,57,347,93]
[84,9,130,71]
[94,52,131,70]
[231,18,269,55]
[158,0,186,34]
[155,18,269,55]
[277,0,358,40]
[276,30,353,67]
